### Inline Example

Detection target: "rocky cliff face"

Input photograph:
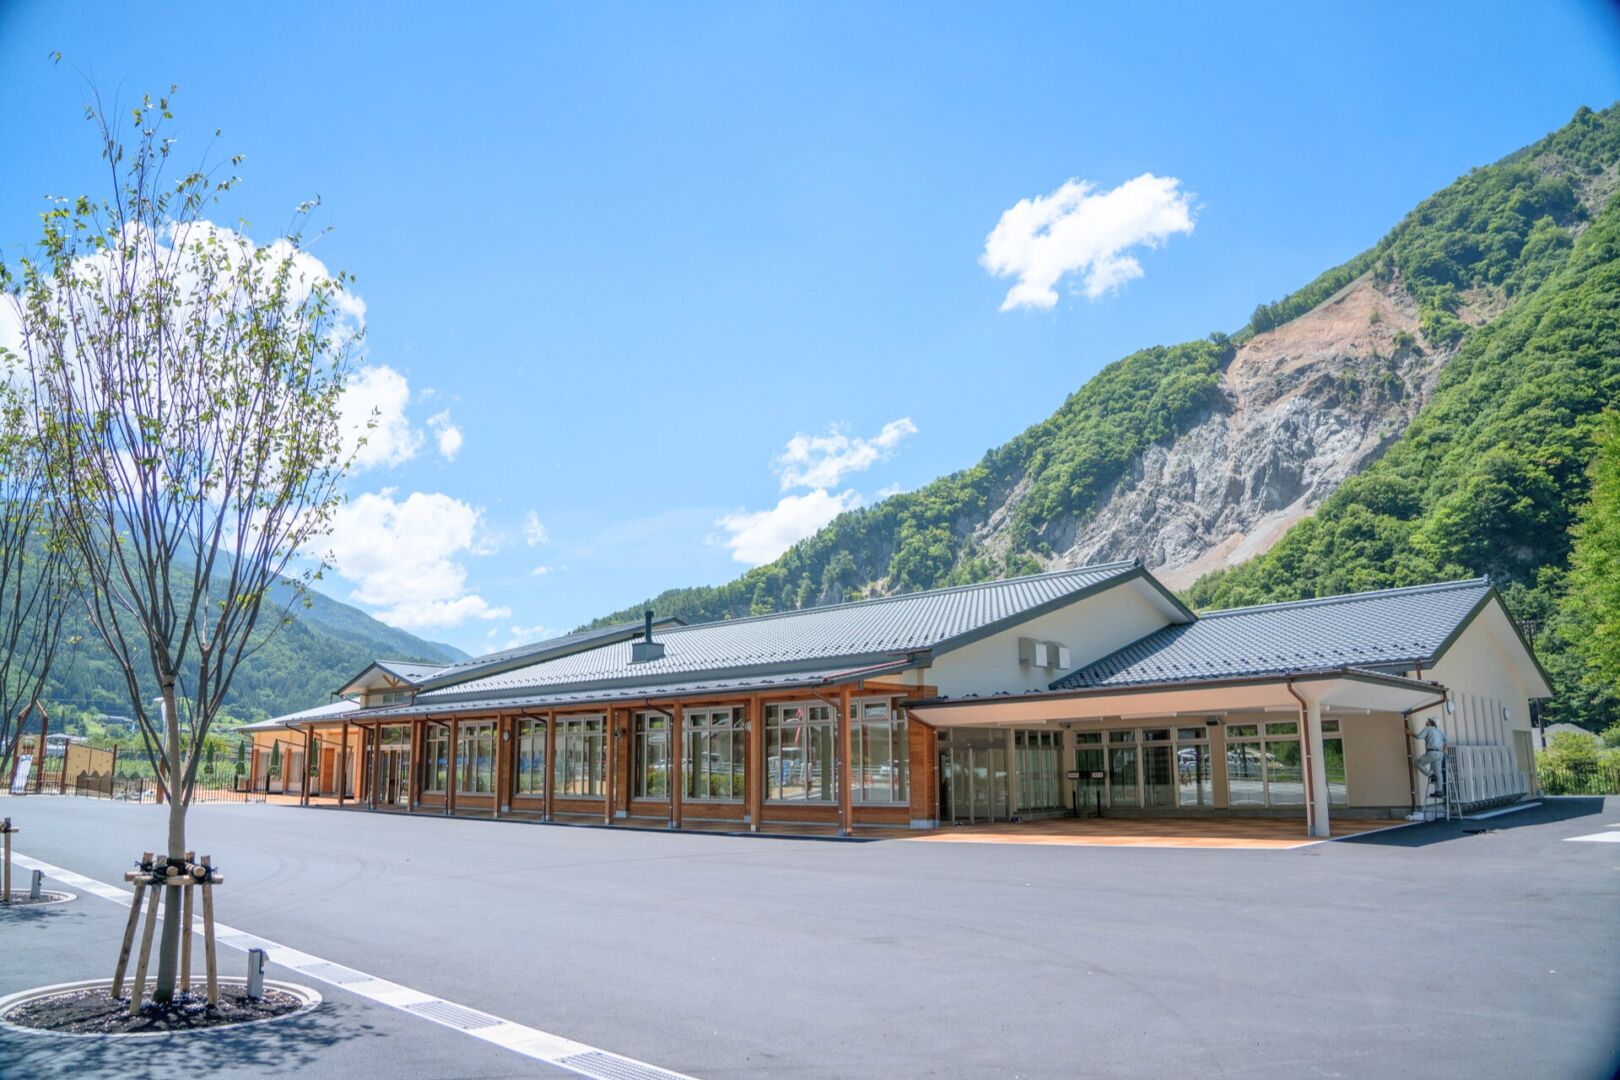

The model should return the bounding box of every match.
[982,274,1459,588]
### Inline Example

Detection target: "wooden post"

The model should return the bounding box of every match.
[201,855,218,1007]
[34,709,47,794]
[301,726,313,806]
[543,714,556,822]
[671,704,683,830]
[748,694,763,833]
[129,875,162,1013]
[493,716,504,820]
[339,720,350,806]
[838,684,854,837]
[408,719,423,813]
[111,743,120,778]
[112,851,152,997]
[1,820,11,903]
[180,850,195,992]
[603,711,615,825]
[447,718,459,817]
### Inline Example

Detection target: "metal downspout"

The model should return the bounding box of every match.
[1284,679,1318,837]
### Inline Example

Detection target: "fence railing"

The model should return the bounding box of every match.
[66,770,266,805]
[1536,759,1620,796]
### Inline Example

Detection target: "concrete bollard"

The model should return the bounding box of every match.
[29,869,42,900]
[246,947,266,1000]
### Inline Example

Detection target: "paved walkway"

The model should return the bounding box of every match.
[901,815,1399,848]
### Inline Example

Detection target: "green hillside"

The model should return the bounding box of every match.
[45,577,466,728]
[590,104,1620,728]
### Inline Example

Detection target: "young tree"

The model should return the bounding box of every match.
[3,89,359,1003]
[0,374,77,783]
[1560,410,1620,725]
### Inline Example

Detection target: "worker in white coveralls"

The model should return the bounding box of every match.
[1409,717,1448,794]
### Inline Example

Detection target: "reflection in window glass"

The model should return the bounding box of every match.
[554,716,605,797]
[1109,744,1139,807]
[515,718,546,796]
[1267,740,1305,805]
[1323,736,1348,806]
[853,700,908,805]
[1015,730,1060,811]
[423,724,449,794]
[766,704,836,801]
[1177,743,1212,807]
[633,713,668,798]
[685,709,744,800]
[1226,739,1265,806]
[456,721,495,794]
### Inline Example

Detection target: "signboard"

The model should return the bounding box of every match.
[9,755,32,795]
[1065,770,1081,780]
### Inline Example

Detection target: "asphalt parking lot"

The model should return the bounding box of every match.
[1,796,1616,1080]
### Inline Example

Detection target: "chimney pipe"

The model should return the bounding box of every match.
[644,609,654,642]
[632,610,666,663]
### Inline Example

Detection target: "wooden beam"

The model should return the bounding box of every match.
[544,712,556,822]
[301,726,312,806]
[603,710,615,825]
[408,719,422,813]
[748,693,763,833]
[447,717,459,818]
[339,721,350,807]
[671,703,683,830]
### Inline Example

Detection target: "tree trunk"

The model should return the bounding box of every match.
[151,683,186,1004]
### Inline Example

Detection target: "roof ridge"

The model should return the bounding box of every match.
[438,619,654,669]
[656,559,1142,635]
[1198,577,1490,619]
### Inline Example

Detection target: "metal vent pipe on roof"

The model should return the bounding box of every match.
[632,609,666,663]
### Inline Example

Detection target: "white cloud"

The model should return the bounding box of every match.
[531,564,553,576]
[325,489,509,629]
[776,418,918,491]
[341,365,422,470]
[427,410,463,461]
[876,482,906,499]
[503,624,559,649]
[717,488,861,566]
[522,511,549,546]
[981,174,1195,311]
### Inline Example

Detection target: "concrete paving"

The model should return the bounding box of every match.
[0,795,1616,1079]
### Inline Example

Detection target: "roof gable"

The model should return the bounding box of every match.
[415,618,685,692]
[1055,578,1496,690]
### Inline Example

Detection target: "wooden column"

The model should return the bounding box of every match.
[603,710,615,825]
[493,716,504,820]
[747,694,763,833]
[544,713,556,822]
[301,726,312,806]
[447,718,460,817]
[838,684,854,837]
[408,719,423,813]
[670,704,683,830]
[248,746,258,794]
[339,721,350,806]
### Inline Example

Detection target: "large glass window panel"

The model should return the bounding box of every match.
[851,699,908,805]
[515,719,546,796]
[1016,730,1061,811]
[1226,740,1265,806]
[1075,747,1105,812]
[1266,739,1305,805]
[634,713,668,798]
[423,725,449,794]
[1108,744,1139,808]
[554,716,606,797]
[1177,743,1212,807]
[1142,744,1175,808]
[456,722,495,794]
[684,709,743,801]
[1323,736,1348,806]
[766,704,836,802]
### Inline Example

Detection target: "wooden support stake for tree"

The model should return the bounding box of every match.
[129,876,162,1014]
[179,850,195,992]
[2,820,12,904]
[113,850,152,997]
[201,855,218,1006]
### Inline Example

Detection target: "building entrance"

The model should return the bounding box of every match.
[938,730,1009,824]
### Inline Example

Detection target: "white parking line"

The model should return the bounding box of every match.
[10,850,697,1080]
[1564,830,1620,843]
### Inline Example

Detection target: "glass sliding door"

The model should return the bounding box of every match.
[1074,734,1105,814]
[1140,730,1175,809]
[1176,727,1212,807]
[1108,731,1139,808]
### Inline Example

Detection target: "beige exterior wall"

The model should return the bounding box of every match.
[928,582,1177,699]
[1342,713,1411,809]
[1418,603,1541,803]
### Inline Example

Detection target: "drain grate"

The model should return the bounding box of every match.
[298,961,372,985]
[557,1050,693,1080]
[404,998,503,1030]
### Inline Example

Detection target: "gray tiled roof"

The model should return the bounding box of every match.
[1054,578,1493,689]
[417,619,683,691]
[420,561,1150,702]
[241,698,362,731]
[373,660,448,683]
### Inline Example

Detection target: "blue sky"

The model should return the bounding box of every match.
[2,2,1618,655]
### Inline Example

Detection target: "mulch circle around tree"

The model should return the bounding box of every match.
[0,980,319,1037]
[1,890,76,907]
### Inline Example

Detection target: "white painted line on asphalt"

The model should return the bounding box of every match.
[1563,831,1620,843]
[10,850,699,1080]
[1464,801,1542,820]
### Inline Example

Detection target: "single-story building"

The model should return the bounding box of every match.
[240,561,1551,837]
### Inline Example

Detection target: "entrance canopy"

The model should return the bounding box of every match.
[904,668,1446,727]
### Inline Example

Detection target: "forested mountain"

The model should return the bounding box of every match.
[45,578,466,727]
[591,104,1620,728]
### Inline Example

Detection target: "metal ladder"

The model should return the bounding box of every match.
[1422,753,1462,822]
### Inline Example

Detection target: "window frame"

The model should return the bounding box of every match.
[514,717,547,797]
[684,707,745,803]
[852,698,909,806]
[764,702,837,803]
[553,714,607,799]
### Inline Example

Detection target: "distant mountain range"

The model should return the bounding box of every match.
[46,577,466,724]
[591,103,1620,729]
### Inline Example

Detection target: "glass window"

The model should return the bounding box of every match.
[853,700,909,805]
[1074,731,1102,744]
[1265,721,1299,737]
[1320,719,1341,734]
[1265,739,1305,805]
[684,708,744,801]
[554,715,606,797]
[1226,724,1258,738]
[1109,730,1136,743]
[633,713,669,798]
[1142,729,1171,742]
[766,703,835,802]
[456,721,495,795]
[515,718,546,796]
[1176,732,1213,808]
[1323,736,1348,806]
[1108,742,1139,807]
[1176,727,1208,742]
[1015,729,1060,811]
[422,724,449,794]
[1225,737,1265,807]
